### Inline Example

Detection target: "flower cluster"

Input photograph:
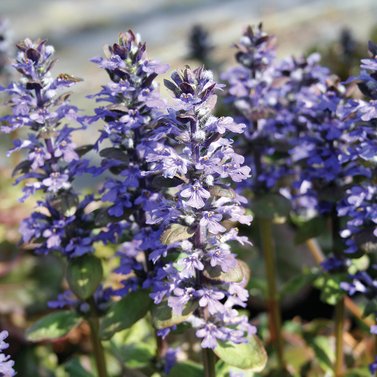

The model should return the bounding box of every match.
[337,41,377,255]
[337,42,377,373]
[0,38,97,258]
[222,25,331,197]
[89,30,169,293]
[290,79,350,215]
[48,285,112,314]
[0,331,15,377]
[147,66,255,348]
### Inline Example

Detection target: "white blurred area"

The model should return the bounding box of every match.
[1,0,376,122]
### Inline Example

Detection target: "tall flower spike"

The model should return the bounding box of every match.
[147,66,255,349]
[0,38,97,258]
[337,43,377,374]
[89,30,169,293]
[0,330,16,377]
[222,24,290,194]
[336,41,377,255]
[222,24,331,196]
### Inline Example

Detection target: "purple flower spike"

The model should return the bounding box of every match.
[148,66,255,349]
[89,30,169,294]
[0,38,97,258]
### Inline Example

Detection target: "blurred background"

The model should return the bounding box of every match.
[2,0,377,110]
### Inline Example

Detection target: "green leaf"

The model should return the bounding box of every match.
[314,274,346,305]
[123,343,155,368]
[100,290,152,339]
[214,335,267,371]
[64,358,94,377]
[93,208,128,227]
[26,311,81,342]
[152,300,198,329]
[281,270,319,298]
[160,224,194,245]
[344,367,371,377]
[50,191,79,216]
[152,176,183,188]
[348,255,370,275]
[168,361,203,377]
[363,300,377,317]
[66,254,103,300]
[204,260,250,285]
[210,186,236,199]
[303,335,333,372]
[12,159,32,177]
[216,360,256,377]
[294,217,327,244]
[251,194,291,223]
[99,147,129,162]
[75,144,94,157]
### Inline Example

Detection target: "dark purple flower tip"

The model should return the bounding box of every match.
[235,23,276,72]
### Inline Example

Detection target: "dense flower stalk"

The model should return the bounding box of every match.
[0,38,98,258]
[89,30,169,294]
[337,42,377,374]
[222,24,331,198]
[337,41,377,255]
[147,66,255,348]
[0,331,15,377]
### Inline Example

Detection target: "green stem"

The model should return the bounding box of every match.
[202,348,216,377]
[88,313,108,377]
[259,217,285,370]
[334,297,345,377]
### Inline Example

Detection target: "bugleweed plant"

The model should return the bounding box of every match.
[0,23,376,377]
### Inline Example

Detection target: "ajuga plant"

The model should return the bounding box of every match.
[221,23,369,375]
[291,73,351,376]
[337,41,377,374]
[2,23,377,377]
[0,38,110,377]
[221,24,290,371]
[0,331,15,377]
[145,66,267,377]
[88,30,175,370]
[89,29,168,267]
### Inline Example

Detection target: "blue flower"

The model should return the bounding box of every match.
[0,331,15,377]
[148,66,255,349]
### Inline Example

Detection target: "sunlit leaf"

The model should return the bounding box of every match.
[214,335,267,371]
[26,311,81,342]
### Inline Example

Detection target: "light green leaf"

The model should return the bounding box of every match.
[168,361,203,377]
[303,335,333,372]
[64,358,94,377]
[26,311,81,342]
[204,260,250,285]
[160,224,194,245]
[214,335,267,371]
[152,300,197,329]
